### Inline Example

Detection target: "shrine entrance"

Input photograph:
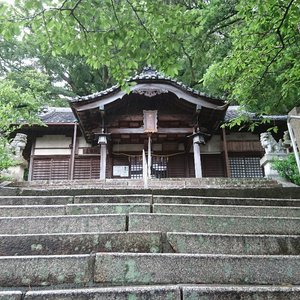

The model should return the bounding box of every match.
[70,67,228,179]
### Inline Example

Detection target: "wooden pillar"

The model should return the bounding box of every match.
[143,149,148,188]
[147,135,152,178]
[98,135,108,180]
[100,143,107,180]
[222,127,231,177]
[70,123,78,180]
[28,138,36,181]
[193,134,204,178]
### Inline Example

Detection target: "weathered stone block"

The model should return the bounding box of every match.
[167,233,300,255]
[0,255,90,287]
[0,205,65,217]
[129,213,300,234]
[0,214,126,234]
[154,203,300,218]
[66,203,150,215]
[24,286,180,299]
[182,285,300,300]
[0,232,162,255]
[153,195,300,206]
[94,253,300,285]
[0,196,73,205]
[74,195,152,204]
[0,291,22,300]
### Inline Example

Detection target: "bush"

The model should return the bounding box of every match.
[273,154,300,186]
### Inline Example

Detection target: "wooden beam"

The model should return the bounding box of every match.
[106,114,192,122]
[70,123,78,180]
[107,127,193,134]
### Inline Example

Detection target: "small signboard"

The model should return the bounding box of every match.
[143,110,158,133]
[113,165,129,177]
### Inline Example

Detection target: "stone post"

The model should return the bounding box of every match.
[289,107,300,149]
[260,153,288,179]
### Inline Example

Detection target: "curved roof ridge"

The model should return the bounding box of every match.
[71,66,226,104]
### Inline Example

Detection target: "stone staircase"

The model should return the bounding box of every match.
[0,179,300,299]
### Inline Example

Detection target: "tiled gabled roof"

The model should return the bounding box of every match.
[39,106,287,124]
[39,107,77,123]
[71,66,225,103]
[224,106,287,122]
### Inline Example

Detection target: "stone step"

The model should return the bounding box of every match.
[0,254,91,287]
[0,291,22,300]
[16,186,300,200]
[0,205,65,217]
[14,177,279,189]
[0,203,150,217]
[182,285,300,299]
[167,233,300,255]
[74,195,152,204]
[3,285,300,300]
[6,202,300,218]
[2,231,299,256]
[153,195,300,206]
[0,232,162,256]
[24,286,180,299]
[128,213,300,235]
[0,214,126,234]
[94,253,300,285]
[154,203,300,217]
[0,196,73,205]
[1,253,300,287]
[2,194,300,208]
[0,195,152,206]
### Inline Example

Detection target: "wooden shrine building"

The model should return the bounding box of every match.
[23,67,287,181]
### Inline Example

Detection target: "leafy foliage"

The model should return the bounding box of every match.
[0,0,299,129]
[0,136,15,173]
[1,0,298,115]
[204,0,300,114]
[273,154,300,185]
[0,75,45,172]
[0,0,238,87]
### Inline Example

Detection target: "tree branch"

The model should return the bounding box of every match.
[259,0,295,81]
[125,0,157,45]
[110,0,121,26]
[207,12,240,36]
[275,0,294,49]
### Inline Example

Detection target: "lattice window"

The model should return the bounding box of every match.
[130,156,143,179]
[152,156,168,178]
[229,156,264,178]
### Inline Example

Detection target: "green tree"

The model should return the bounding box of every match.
[0,75,45,172]
[203,0,300,114]
[0,0,238,84]
[0,0,299,114]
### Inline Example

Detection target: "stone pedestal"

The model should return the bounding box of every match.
[2,157,27,182]
[260,153,288,180]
